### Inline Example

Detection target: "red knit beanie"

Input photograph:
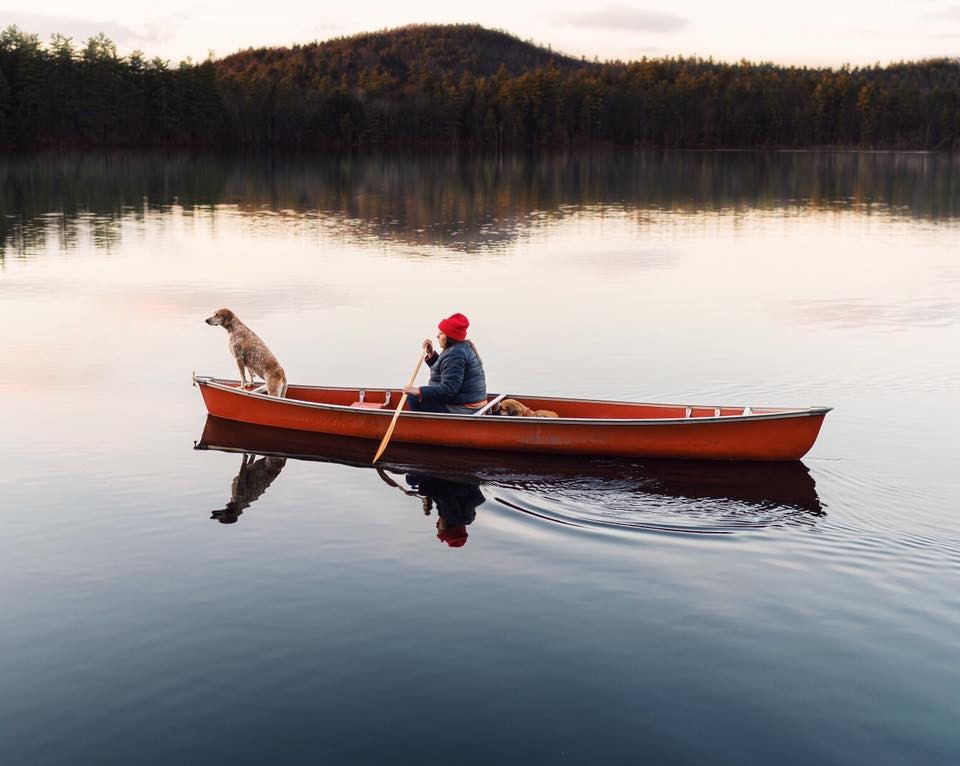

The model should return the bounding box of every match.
[438,312,469,342]
[437,524,469,547]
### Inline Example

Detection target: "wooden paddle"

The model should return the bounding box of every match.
[372,349,426,464]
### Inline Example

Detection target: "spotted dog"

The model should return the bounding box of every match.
[205,308,288,397]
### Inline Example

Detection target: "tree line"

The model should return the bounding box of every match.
[2,24,958,150]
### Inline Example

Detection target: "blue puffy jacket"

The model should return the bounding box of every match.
[418,341,487,405]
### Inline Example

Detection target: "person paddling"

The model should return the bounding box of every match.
[403,312,487,414]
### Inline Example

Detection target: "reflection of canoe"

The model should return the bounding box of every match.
[194,377,830,461]
[195,416,822,513]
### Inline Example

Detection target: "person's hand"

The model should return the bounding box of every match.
[403,385,421,398]
[422,338,434,358]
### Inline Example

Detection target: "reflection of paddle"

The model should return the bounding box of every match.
[377,467,434,514]
[372,350,426,464]
[375,468,420,495]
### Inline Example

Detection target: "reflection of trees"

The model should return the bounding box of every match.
[0,152,231,259]
[2,150,959,260]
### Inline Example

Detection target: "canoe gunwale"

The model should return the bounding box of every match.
[193,375,833,426]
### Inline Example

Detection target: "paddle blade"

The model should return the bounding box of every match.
[372,393,409,464]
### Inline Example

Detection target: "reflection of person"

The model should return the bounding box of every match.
[404,473,485,547]
[211,453,286,524]
[402,312,487,414]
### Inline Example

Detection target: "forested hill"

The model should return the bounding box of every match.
[1,23,959,149]
[218,25,585,80]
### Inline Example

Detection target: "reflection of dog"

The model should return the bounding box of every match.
[212,453,287,524]
[205,308,288,397]
[498,398,559,418]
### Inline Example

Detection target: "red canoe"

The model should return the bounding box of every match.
[193,376,831,461]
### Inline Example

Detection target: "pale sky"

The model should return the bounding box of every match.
[1,1,958,67]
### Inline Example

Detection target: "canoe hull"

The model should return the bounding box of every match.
[195,378,830,461]
[196,416,824,513]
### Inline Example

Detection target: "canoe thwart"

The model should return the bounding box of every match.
[473,393,509,417]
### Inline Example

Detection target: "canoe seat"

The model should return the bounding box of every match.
[351,388,392,409]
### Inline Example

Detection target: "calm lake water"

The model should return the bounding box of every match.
[1,150,958,765]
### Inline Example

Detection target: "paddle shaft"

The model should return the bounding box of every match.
[372,350,426,464]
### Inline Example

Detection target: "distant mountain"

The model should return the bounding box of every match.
[217,24,588,82]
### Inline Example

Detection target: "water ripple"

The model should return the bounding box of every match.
[480,470,824,537]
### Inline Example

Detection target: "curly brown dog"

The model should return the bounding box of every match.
[205,308,288,397]
[498,398,559,418]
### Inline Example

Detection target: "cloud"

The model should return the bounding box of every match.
[551,4,688,33]
[137,13,190,48]
[0,10,187,50]
[305,18,345,38]
[926,4,960,21]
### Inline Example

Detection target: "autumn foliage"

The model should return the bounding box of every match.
[1,24,958,149]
